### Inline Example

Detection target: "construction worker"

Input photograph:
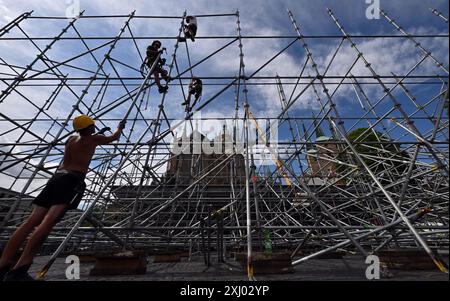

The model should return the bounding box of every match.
[0,115,126,281]
[182,77,203,111]
[179,15,197,42]
[143,40,170,94]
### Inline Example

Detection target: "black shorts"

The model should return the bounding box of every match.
[33,170,86,210]
[189,87,202,99]
[185,24,197,37]
[146,61,167,77]
[154,66,168,77]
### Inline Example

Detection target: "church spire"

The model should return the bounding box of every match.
[302,122,312,150]
[312,112,325,138]
[329,121,338,140]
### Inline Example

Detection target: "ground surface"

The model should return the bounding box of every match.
[28,254,449,281]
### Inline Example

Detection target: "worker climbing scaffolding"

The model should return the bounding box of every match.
[182,76,203,112]
[179,14,201,112]
[0,115,125,281]
[141,40,171,93]
[179,15,197,42]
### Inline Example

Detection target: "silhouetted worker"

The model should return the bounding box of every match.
[182,77,203,111]
[143,40,170,93]
[179,15,197,42]
[0,115,125,281]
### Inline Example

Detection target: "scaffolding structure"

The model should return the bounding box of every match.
[0,7,448,278]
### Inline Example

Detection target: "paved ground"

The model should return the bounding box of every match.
[28,254,449,281]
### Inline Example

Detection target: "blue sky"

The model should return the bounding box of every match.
[0,0,448,191]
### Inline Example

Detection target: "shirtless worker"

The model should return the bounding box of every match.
[0,115,126,281]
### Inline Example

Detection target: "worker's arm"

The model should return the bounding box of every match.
[92,121,126,145]
[96,127,111,136]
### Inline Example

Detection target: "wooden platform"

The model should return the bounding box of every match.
[89,251,147,276]
[26,254,450,281]
[153,253,182,263]
[235,252,294,274]
[376,249,438,270]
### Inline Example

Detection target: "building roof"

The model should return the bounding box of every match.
[316,135,331,142]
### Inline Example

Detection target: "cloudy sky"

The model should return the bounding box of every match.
[0,0,448,192]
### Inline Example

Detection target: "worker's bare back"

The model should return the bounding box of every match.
[59,134,118,174]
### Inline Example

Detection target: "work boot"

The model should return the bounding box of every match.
[158,86,168,94]
[0,263,12,281]
[3,263,35,281]
[181,101,188,106]
[178,37,187,42]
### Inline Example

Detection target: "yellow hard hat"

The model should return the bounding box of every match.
[73,114,95,131]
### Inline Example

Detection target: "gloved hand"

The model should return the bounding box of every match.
[97,127,111,135]
[118,120,126,130]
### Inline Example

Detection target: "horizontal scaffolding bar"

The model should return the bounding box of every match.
[1,35,448,41]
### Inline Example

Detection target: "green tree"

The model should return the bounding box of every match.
[337,128,410,180]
